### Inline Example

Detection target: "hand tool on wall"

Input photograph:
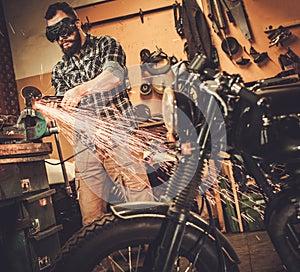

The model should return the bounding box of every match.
[173,1,185,38]
[264,19,300,34]
[207,0,236,60]
[267,26,292,47]
[221,0,253,41]
[212,0,227,33]
[220,0,235,24]
[207,0,227,37]
[244,46,269,65]
[278,47,300,74]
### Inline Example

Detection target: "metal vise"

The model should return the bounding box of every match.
[2,86,58,143]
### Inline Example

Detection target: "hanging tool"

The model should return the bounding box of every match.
[267,26,292,47]
[222,0,253,41]
[220,0,235,24]
[207,0,228,36]
[244,46,269,64]
[264,19,300,34]
[278,47,300,73]
[221,36,240,55]
[207,0,236,60]
[173,1,184,38]
[212,0,227,32]
[207,0,221,36]
[236,56,250,66]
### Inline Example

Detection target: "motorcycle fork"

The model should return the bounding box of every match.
[147,157,207,272]
[146,96,221,272]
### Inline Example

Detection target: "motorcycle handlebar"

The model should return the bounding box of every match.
[42,95,64,102]
[233,84,261,105]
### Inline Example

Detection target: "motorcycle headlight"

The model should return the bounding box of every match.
[162,87,177,135]
[162,87,202,141]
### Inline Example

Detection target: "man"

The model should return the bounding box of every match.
[44,2,153,226]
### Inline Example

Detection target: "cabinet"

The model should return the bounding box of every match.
[0,142,62,272]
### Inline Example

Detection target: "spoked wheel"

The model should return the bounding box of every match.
[51,213,239,272]
[90,244,196,272]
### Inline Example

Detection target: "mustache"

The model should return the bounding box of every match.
[61,38,76,43]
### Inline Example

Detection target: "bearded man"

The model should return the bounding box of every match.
[44,2,153,226]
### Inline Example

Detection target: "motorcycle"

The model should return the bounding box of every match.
[50,53,300,272]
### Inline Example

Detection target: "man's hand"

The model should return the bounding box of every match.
[61,84,86,108]
[60,69,121,108]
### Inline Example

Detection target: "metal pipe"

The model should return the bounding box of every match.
[85,4,174,27]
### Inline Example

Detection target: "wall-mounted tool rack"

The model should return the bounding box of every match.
[82,3,176,31]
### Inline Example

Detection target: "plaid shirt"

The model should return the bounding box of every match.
[52,34,134,120]
[51,34,136,147]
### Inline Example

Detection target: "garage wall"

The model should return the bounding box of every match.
[1,0,111,80]
[11,0,300,92]
[3,0,300,159]
[203,0,300,82]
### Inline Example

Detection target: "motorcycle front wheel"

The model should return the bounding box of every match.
[51,213,239,272]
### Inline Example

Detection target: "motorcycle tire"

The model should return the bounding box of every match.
[51,213,239,272]
[265,191,300,272]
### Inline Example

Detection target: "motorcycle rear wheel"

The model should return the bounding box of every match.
[51,213,239,272]
[266,192,300,272]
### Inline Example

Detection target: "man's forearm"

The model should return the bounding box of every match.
[85,69,122,95]
[60,65,125,108]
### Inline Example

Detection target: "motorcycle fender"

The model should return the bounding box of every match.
[110,202,240,264]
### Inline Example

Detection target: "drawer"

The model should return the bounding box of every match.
[0,224,62,272]
[23,189,57,235]
[18,161,50,194]
[0,161,50,203]
[29,224,63,271]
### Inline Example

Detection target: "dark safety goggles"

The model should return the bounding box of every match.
[46,17,78,42]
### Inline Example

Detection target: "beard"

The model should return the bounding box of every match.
[60,29,81,57]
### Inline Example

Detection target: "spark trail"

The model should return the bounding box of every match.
[36,100,266,221]
[36,100,172,193]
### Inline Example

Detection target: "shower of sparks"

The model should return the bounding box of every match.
[195,158,267,225]
[36,99,267,225]
[35,100,172,191]
[8,22,16,34]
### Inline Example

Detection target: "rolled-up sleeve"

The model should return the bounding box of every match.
[102,60,125,82]
[99,36,126,81]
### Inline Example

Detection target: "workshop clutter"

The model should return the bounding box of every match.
[240,192,266,232]
[185,0,300,78]
[219,176,266,233]
[139,46,178,96]
[205,0,271,66]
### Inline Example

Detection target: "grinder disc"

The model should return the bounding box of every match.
[21,86,42,100]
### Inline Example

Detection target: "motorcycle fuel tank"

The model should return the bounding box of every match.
[235,82,300,162]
